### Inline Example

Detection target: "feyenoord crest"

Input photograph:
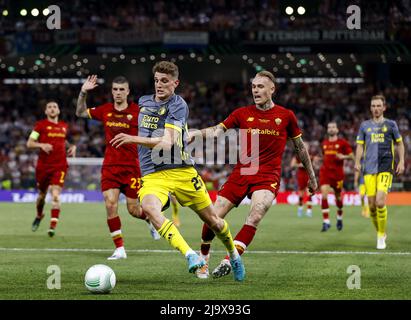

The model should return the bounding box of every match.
[275,118,282,125]
[127,114,133,120]
[382,125,387,132]
[158,106,167,115]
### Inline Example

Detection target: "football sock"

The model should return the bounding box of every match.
[50,208,60,229]
[224,224,256,260]
[200,223,215,256]
[213,220,238,260]
[370,208,378,232]
[321,198,330,223]
[336,198,343,220]
[376,206,388,238]
[107,216,124,248]
[158,219,191,256]
[306,195,313,211]
[298,196,303,207]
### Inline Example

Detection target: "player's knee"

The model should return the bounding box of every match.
[376,199,386,209]
[105,199,118,213]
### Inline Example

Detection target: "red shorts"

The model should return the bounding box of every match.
[297,169,309,190]
[101,166,141,199]
[36,166,67,193]
[218,170,280,206]
[319,168,344,192]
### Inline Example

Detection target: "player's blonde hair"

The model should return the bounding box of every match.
[152,61,179,79]
[371,95,386,105]
[255,70,276,84]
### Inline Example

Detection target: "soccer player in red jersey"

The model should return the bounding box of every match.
[27,101,76,237]
[76,75,159,260]
[319,122,354,232]
[290,145,313,218]
[190,71,317,279]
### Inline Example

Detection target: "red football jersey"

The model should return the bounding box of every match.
[221,104,301,175]
[32,119,68,168]
[320,138,352,175]
[88,102,139,167]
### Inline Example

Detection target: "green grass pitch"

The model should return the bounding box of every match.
[0,203,410,300]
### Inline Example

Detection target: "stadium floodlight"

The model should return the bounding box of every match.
[2,9,8,16]
[297,6,306,15]
[43,8,49,16]
[285,6,294,15]
[20,9,28,16]
[31,8,39,16]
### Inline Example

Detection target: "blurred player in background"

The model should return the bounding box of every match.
[355,95,405,249]
[76,75,159,261]
[110,61,245,281]
[27,101,76,237]
[191,71,317,279]
[354,159,369,218]
[290,143,313,217]
[319,122,354,232]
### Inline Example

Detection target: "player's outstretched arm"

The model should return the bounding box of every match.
[292,136,317,193]
[396,140,405,175]
[110,127,177,149]
[76,75,98,118]
[189,124,225,143]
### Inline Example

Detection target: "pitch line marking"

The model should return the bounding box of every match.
[0,247,410,256]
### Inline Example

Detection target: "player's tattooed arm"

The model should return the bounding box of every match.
[76,75,98,118]
[292,136,318,193]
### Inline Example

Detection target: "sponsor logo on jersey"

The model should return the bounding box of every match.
[106,121,130,128]
[47,132,66,138]
[259,119,270,123]
[47,126,52,130]
[246,117,254,122]
[247,128,280,136]
[107,113,112,117]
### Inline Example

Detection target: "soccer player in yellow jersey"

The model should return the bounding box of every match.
[355,95,405,249]
[110,61,245,281]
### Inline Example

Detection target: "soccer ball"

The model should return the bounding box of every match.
[84,264,116,294]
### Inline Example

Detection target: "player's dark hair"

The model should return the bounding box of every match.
[256,70,276,84]
[371,95,386,105]
[44,100,59,110]
[152,61,179,79]
[112,76,129,85]
[328,121,338,127]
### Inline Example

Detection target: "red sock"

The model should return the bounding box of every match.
[140,210,147,220]
[298,196,303,206]
[200,223,215,256]
[336,199,343,218]
[224,224,257,260]
[307,195,313,210]
[107,216,124,248]
[321,198,329,221]
[50,208,60,229]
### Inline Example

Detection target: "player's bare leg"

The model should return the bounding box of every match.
[297,189,304,217]
[320,185,331,232]
[48,185,62,237]
[360,192,369,218]
[375,191,388,249]
[32,189,47,231]
[104,189,127,260]
[335,190,343,231]
[195,203,245,281]
[305,190,313,217]
[141,194,206,274]
[197,196,235,279]
[126,196,160,240]
[212,190,274,279]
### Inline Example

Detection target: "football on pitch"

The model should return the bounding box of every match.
[84,264,116,294]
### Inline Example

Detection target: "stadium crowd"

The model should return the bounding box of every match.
[0,79,410,192]
[1,0,411,41]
